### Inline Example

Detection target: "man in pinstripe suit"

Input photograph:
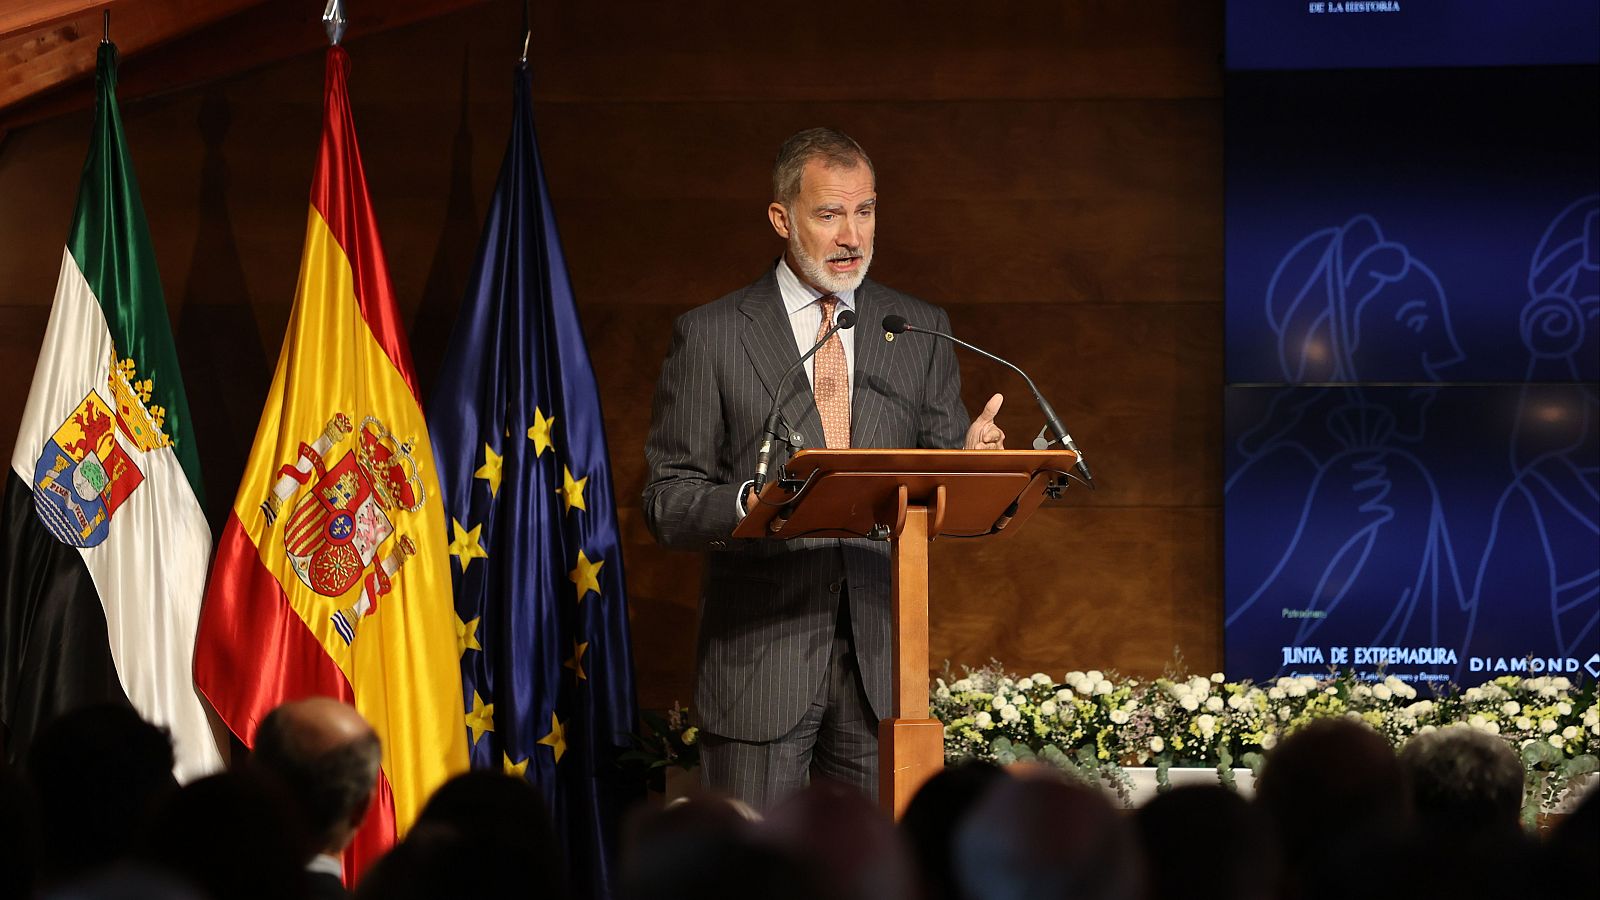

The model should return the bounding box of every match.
[644,128,1005,809]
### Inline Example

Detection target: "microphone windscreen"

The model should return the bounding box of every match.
[836,309,858,329]
[881,314,909,334]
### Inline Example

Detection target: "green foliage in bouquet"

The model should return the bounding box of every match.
[931,662,1599,821]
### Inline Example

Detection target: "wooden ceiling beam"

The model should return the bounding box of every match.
[0,0,268,114]
[0,0,490,137]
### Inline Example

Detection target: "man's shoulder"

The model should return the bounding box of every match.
[675,269,779,329]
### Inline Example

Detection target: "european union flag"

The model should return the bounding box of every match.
[430,61,638,899]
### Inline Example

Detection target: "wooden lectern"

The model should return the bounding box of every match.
[732,448,1078,818]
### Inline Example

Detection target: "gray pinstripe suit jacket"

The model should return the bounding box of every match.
[643,266,968,742]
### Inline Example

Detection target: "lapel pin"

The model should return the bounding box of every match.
[885,332,894,342]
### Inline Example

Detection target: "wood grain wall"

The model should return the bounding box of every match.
[0,1,1224,710]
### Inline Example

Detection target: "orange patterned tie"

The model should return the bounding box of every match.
[813,296,851,448]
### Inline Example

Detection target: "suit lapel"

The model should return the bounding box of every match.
[851,280,896,448]
[740,268,825,451]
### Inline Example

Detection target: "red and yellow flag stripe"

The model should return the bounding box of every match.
[196,46,466,880]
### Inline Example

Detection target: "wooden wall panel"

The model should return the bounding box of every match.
[0,0,1225,711]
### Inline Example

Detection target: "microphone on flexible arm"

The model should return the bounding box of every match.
[882,314,1094,489]
[752,308,858,496]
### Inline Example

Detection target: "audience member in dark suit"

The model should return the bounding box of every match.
[24,703,178,888]
[252,697,382,899]
[643,126,1004,810]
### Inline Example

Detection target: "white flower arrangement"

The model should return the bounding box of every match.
[932,664,1599,821]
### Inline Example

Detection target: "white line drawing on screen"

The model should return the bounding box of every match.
[1461,195,1600,671]
[1263,215,1463,383]
[1228,216,1470,674]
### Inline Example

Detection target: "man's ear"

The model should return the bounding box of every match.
[768,202,791,239]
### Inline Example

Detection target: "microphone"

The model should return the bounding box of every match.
[882,314,1094,488]
[752,308,858,496]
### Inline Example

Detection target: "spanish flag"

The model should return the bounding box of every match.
[194,47,466,879]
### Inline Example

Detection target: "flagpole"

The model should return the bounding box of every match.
[323,0,347,46]
[520,0,531,63]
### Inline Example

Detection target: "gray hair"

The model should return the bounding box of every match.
[1400,726,1525,833]
[772,127,874,207]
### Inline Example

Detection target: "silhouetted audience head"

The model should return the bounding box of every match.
[955,768,1144,900]
[411,770,566,897]
[253,697,381,862]
[1401,725,1525,842]
[900,760,1004,900]
[764,778,916,900]
[1255,718,1413,900]
[135,769,306,900]
[1135,785,1280,900]
[620,796,820,900]
[25,704,178,884]
[354,821,529,900]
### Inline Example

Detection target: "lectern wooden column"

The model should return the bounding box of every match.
[733,448,1078,818]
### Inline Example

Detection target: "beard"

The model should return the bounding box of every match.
[789,232,873,295]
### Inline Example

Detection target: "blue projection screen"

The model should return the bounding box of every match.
[1225,385,1599,686]
[1227,0,1600,70]
[1224,65,1599,685]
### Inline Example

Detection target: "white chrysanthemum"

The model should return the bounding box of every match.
[1189,676,1211,695]
[974,711,993,729]
[1211,672,1226,683]
[999,677,1015,689]
[1541,719,1558,734]
[1056,689,1073,703]
[953,678,973,692]
[935,686,951,700]
[1016,676,1035,691]
[1197,714,1216,734]
[1557,702,1572,716]
[1502,701,1521,716]
[1352,685,1372,700]
[1417,725,1437,735]
[1276,677,1295,689]
[1552,677,1572,691]
[1180,696,1199,712]
[1516,717,1533,731]
[991,695,1008,710]
[1469,715,1488,728]
[1075,680,1095,697]
[1000,705,1020,723]
[1205,696,1225,713]
[1040,701,1057,717]
[1372,684,1392,701]
[1286,684,1307,699]
[1094,681,1114,696]
[1325,687,1339,696]
[1227,694,1246,710]
[1063,671,1085,684]
[1261,733,1278,750]
[1464,687,1485,702]
[1562,725,1578,740]
[1031,672,1052,686]
[1086,670,1104,682]
[1268,687,1286,701]
[1153,707,1167,721]
[1548,734,1564,748]
[1150,736,1165,752]
[1110,709,1130,725]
